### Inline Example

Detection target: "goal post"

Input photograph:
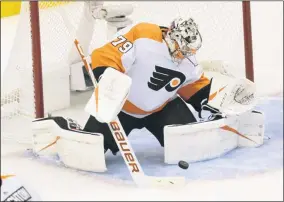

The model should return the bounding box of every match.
[30,1,44,119]
[242,1,254,82]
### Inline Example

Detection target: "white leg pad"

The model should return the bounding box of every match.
[32,120,60,156]
[32,118,107,172]
[164,118,239,164]
[237,110,265,147]
[164,110,265,164]
[56,130,107,173]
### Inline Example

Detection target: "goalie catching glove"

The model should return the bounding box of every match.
[198,60,258,119]
[207,77,257,116]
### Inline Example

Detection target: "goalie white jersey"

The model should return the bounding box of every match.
[91,22,210,117]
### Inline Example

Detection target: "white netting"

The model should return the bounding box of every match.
[1,1,96,144]
[1,1,246,145]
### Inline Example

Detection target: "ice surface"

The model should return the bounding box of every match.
[1,96,283,201]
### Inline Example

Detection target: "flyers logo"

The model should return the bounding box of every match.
[148,66,186,92]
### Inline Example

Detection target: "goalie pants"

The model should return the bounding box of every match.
[83,97,197,154]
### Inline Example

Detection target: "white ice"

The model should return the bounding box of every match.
[1,95,282,201]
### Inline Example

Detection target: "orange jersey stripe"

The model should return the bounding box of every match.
[178,74,210,100]
[122,99,170,115]
[91,46,125,72]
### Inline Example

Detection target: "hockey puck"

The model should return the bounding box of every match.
[178,160,189,169]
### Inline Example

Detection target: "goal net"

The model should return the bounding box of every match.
[1,1,252,147]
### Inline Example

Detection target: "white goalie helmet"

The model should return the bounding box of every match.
[164,17,202,63]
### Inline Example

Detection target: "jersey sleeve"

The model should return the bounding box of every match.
[90,22,163,78]
[90,40,130,73]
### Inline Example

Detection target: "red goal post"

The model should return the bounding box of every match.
[242,1,254,82]
[30,2,44,118]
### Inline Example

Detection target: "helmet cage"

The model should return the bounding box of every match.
[169,18,202,58]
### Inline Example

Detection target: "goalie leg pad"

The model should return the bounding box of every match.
[164,117,239,164]
[32,119,59,156]
[164,110,265,164]
[237,110,265,147]
[32,117,107,172]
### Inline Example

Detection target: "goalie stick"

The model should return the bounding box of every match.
[74,39,186,188]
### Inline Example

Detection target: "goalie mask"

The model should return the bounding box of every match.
[164,18,202,64]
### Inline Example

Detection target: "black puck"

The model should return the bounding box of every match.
[178,160,189,169]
